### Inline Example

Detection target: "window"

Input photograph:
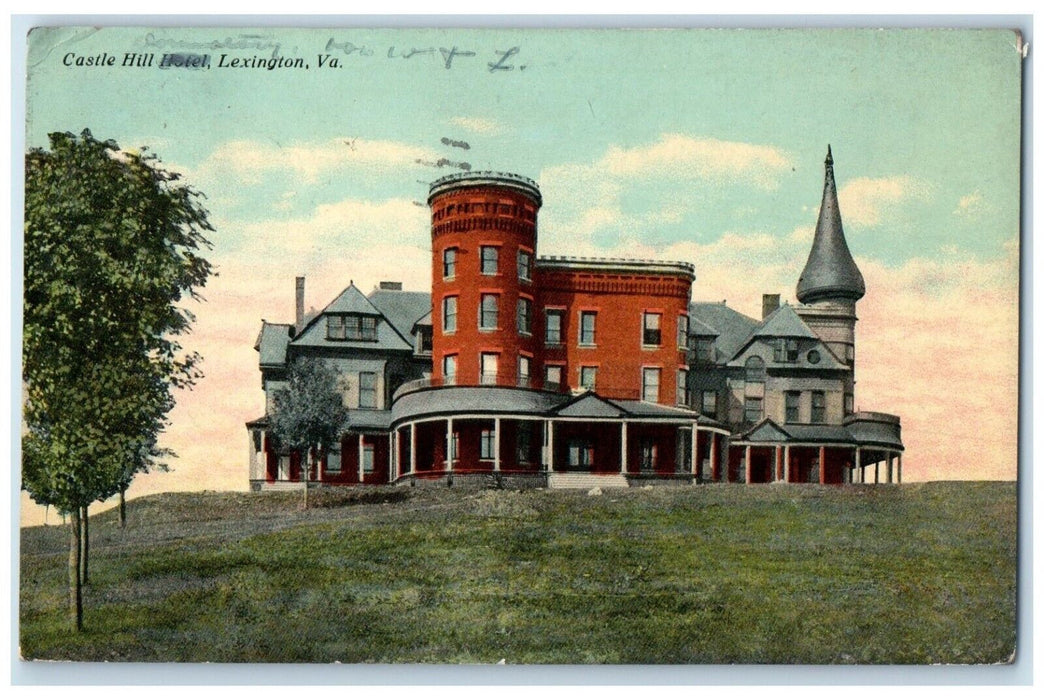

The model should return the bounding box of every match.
[693,337,715,364]
[545,309,564,346]
[359,372,377,409]
[811,391,826,424]
[785,391,800,423]
[517,250,532,281]
[326,448,341,473]
[480,353,498,385]
[701,390,717,417]
[744,396,763,424]
[568,439,594,468]
[442,354,457,384]
[642,367,661,403]
[327,314,378,341]
[450,432,459,460]
[480,429,496,460]
[545,365,563,391]
[579,311,597,346]
[643,312,662,346]
[845,393,854,415]
[418,327,432,354]
[518,355,531,387]
[362,443,375,473]
[807,350,821,365]
[580,366,597,391]
[442,296,457,333]
[640,439,657,472]
[480,294,499,330]
[774,339,799,363]
[677,315,689,348]
[676,369,689,406]
[517,297,532,335]
[745,356,766,383]
[480,246,499,275]
[517,424,531,463]
[442,247,457,279]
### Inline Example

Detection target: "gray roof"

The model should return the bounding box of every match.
[844,414,904,450]
[291,284,413,352]
[613,400,701,420]
[344,410,394,432]
[689,302,759,360]
[753,304,818,339]
[796,146,866,304]
[368,289,432,341]
[393,386,564,423]
[256,322,292,367]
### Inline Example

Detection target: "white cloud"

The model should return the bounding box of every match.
[448,116,504,135]
[602,134,792,189]
[838,176,931,227]
[197,137,439,185]
[954,190,985,217]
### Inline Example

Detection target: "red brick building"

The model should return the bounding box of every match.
[249,151,902,490]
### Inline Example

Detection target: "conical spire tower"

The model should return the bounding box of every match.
[796,146,865,304]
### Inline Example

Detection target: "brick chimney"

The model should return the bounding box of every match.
[379,281,403,291]
[295,276,305,331]
[762,293,780,320]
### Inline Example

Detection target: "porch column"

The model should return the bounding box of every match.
[887,453,894,484]
[391,430,398,480]
[620,421,628,474]
[494,418,501,472]
[744,445,752,484]
[546,420,555,473]
[358,434,365,483]
[897,453,903,483]
[446,417,454,471]
[855,447,862,485]
[874,460,879,484]
[818,446,827,485]
[784,445,791,483]
[409,423,417,475]
[690,424,699,478]
[318,444,325,483]
[774,446,782,482]
[710,433,719,482]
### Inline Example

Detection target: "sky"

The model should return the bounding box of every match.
[18,26,1023,525]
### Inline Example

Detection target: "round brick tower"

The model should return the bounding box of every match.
[428,172,543,388]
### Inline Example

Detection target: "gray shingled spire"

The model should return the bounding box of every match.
[796,146,866,304]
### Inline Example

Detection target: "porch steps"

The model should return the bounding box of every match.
[547,473,630,490]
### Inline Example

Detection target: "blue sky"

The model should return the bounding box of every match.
[20,26,1023,522]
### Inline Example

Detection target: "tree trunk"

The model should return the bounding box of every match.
[79,504,89,585]
[69,507,83,632]
[119,484,127,528]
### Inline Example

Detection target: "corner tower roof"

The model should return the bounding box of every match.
[427,171,542,207]
[796,146,866,304]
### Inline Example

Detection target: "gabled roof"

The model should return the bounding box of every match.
[368,289,432,342]
[412,309,433,332]
[256,322,292,367]
[553,392,626,418]
[796,146,866,304]
[291,284,414,352]
[739,418,791,443]
[752,304,818,339]
[613,400,701,419]
[689,316,719,337]
[689,302,759,360]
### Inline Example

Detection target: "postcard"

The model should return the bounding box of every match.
[19,25,1022,667]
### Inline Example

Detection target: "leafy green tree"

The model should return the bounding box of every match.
[22,130,213,630]
[270,357,349,508]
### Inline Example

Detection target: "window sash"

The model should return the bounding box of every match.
[517,298,532,334]
[811,392,826,423]
[480,353,498,384]
[443,248,457,278]
[480,430,495,460]
[545,365,563,390]
[744,396,763,423]
[481,246,499,275]
[545,311,563,344]
[676,370,688,405]
[362,444,375,473]
[580,312,597,345]
[785,392,800,422]
[517,250,532,280]
[443,355,457,383]
[677,316,689,348]
[580,366,597,390]
[359,372,377,408]
[480,294,499,329]
[642,368,661,403]
[701,391,717,415]
[443,297,457,333]
[643,313,662,346]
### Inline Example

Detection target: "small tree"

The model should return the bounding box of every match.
[270,357,348,508]
[23,130,213,630]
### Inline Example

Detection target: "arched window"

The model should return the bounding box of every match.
[745,356,766,383]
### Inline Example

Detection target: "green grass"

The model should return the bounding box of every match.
[19,482,1016,664]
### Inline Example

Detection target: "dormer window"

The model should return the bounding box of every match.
[773,339,799,363]
[693,337,715,363]
[327,314,378,341]
[417,327,433,354]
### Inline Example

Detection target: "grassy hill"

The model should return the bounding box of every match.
[19,481,1016,664]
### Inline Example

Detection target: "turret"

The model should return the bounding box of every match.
[794,146,861,373]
